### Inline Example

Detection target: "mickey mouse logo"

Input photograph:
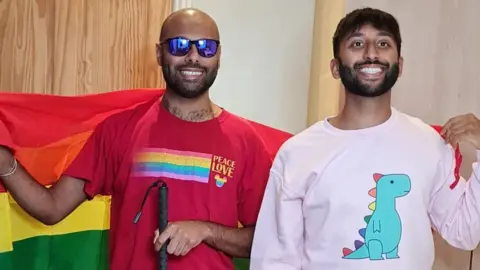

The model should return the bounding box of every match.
[215,174,228,188]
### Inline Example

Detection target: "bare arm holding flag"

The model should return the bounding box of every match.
[0,119,109,225]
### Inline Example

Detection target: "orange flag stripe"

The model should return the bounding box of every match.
[15,130,93,187]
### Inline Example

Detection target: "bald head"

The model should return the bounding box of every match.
[157,8,221,100]
[160,8,219,41]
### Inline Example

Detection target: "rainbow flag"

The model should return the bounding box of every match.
[0,89,292,270]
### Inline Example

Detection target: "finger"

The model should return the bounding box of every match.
[173,237,189,256]
[443,122,470,143]
[153,229,160,244]
[180,245,193,256]
[167,233,181,255]
[442,115,469,135]
[155,226,174,251]
[449,125,469,138]
[442,128,454,145]
[180,239,199,256]
[444,129,459,147]
[449,131,469,148]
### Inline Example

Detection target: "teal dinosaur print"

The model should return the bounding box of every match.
[342,173,411,260]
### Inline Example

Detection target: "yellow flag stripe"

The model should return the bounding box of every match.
[0,192,111,253]
[0,193,13,253]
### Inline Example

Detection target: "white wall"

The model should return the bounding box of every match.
[176,0,315,134]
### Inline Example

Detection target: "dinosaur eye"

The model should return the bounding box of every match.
[390,180,394,184]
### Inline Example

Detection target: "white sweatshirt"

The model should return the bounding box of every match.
[250,108,480,270]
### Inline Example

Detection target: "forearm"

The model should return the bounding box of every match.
[203,222,254,258]
[0,158,61,225]
[432,156,480,250]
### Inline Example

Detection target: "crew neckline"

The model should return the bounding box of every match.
[323,107,398,136]
[156,101,229,125]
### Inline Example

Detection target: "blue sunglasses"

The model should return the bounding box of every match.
[160,37,220,58]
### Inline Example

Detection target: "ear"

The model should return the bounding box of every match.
[156,43,163,66]
[217,45,222,69]
[397,56,404,77]
[330,59,340,79]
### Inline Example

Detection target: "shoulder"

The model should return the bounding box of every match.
[271,120,327,171]
[96,99,158,131]
[395,110,445,148]
[82,99,161,163]
[277,120,326,155]
[394,110,456,169]
[221,110,292,148]
[396,110,460,183]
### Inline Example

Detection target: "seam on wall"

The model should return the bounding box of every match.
[172,0,192,12]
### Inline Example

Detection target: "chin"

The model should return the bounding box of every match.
[175,88,208,99]
[361,89,390,98]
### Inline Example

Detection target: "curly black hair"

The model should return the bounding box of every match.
[332,7,402,59]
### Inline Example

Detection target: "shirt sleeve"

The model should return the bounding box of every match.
[429,145,480,250]
[249,151,304,270]
[237,134,273,227]
[62,120,116,199]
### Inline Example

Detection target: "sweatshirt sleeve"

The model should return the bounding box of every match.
[249,155,304,270]
[429,146,480,250]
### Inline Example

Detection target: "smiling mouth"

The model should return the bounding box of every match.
[360,67,383,74]
[179,69,204,80]
[356,65,386,79]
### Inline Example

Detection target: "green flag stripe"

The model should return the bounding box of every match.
[0,230,250,269]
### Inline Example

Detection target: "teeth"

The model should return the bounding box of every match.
[361,68,382,74]
[181,71,202,76]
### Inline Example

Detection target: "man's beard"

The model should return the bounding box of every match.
[162,58,219,99]
[338,59,400,97]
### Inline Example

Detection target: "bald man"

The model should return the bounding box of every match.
[0,8,272,270]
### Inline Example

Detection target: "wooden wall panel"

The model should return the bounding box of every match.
[0,0,53,94]
[0,0,170,95]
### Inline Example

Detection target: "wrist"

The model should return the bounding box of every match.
[202,221,216,242]
[0,147,15,174]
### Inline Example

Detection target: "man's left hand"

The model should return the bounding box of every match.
[153,221,211,256]
[442,113,480,149]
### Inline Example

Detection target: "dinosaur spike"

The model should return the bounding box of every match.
[364,215,372,223]
[358,228,366,238]
[368,201,376,211]
[368,187,376,197]
[354,240,363,249]
[342,248,353,257]
[373,173,383,182]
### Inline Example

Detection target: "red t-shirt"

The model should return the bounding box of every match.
[63,99,273,270]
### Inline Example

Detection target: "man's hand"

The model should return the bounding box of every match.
[442,113,480,149]
[153,221,211,256]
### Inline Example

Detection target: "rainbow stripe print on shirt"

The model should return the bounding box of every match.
[133,148,212,183]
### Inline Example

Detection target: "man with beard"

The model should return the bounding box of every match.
[249,7,480,270]
[0,8,273,270]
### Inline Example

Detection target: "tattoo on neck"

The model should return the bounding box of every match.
[162,99,215,122]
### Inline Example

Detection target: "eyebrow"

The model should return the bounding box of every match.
[346,30,394,40]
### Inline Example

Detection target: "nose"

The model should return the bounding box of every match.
[363,42,379,61]
[185,44,200,63]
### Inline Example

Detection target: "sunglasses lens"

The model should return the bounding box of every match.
[196,39,218,58]
[168,38,190,56]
